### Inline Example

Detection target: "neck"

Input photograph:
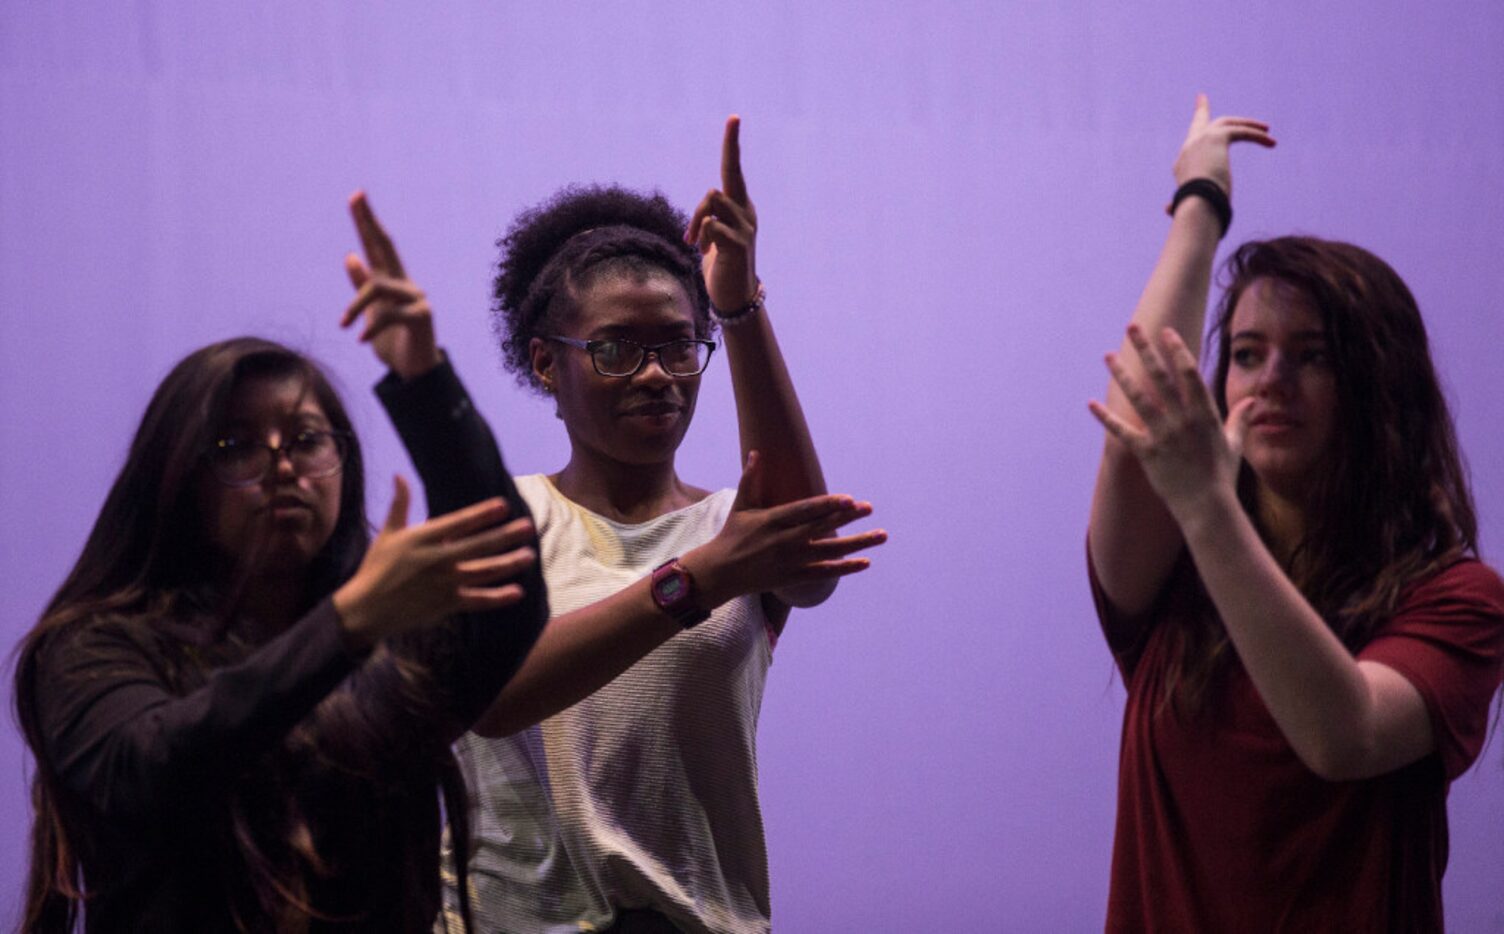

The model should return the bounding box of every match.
[553,447,695,523]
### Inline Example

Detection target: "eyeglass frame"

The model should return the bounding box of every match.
[204,429,353,488]
[545,335,718,378]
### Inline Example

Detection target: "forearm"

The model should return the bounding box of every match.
[471,577,681,737]
[1090,203,1222,611]
[373,356,548,728]
[724,304,826,504]
[724,306,840,608]
[1179,493,1423,779]
[39,604,359,823]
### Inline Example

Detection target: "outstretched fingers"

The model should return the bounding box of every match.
[455,583,528,612]
[1127,324,1183,408]
[1088,400,1148,451]
[791,557,874,582]
[802,527,889,561]
[1104,352,1162,426]
[439,516,535,566]
[1214,117,1276,148]
[413,497,515,545]
[456,545,538,586]
[1163,330,1221,423]
[348,190,407,278]
[766,493,863,530]
[340,275,427,328]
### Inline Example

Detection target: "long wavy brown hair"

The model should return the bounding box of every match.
[1160,236,1478,714]
[12,338,373,931]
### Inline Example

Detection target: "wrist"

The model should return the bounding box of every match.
[331,583,379,652]
[679,545,733,610]
[710,281,765,328]
[1167,178,1232,238]
[392,345,444,382]
[1169,485,1244,544]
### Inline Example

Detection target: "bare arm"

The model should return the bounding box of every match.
[1088,95,1274,618]
[472,453,885,736]
[687,116,831,611]
[1092,328,1432,781]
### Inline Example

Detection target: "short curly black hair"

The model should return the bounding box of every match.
[492,184,713,391]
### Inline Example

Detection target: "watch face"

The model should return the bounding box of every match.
[658,575,687,601]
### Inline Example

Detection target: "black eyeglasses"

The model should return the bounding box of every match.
[205,430,351,488]
[547,336,717,378]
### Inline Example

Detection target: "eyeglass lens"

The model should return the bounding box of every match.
[594,340,708,376]
[211,432,345,485]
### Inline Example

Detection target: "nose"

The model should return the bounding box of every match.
[1254,351,1297,396]
[269,439,299,481]
[633,349,674,384]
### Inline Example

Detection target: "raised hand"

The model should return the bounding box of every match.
[333,475,537,649]
[1171,93,1276,198]
[685,115,759,312]
[685,451,886,606]
[340,191,442,380]
[1089,326,1254,522]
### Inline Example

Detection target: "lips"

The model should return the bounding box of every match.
[1250,411,1300,429]
[265,494,313,513]
[621,400,683,417]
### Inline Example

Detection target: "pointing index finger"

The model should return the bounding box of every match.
[348,190,407,278]
[721,115,748,205]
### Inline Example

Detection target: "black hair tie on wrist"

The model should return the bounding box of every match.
[1168,178,1232,239]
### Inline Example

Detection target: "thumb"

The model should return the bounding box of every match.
[731,450,761,511]
[1192,92,1210,129]
[1224,397,1256,457]
[382,475,411,534]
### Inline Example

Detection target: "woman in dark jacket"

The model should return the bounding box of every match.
[15,200,547,931]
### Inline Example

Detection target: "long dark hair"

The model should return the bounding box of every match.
[13,337,369,931]
[1164,237,1478,713]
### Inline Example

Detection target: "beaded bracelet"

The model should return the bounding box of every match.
[1167,178,1232,239]
[710,281,766,328]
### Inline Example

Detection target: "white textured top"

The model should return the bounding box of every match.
[442,474,774,934]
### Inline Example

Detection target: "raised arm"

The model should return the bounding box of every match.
[333,193,549,747]
[686,116,832,611]
[1088,95,1274,620]
[1091,327,1437,781]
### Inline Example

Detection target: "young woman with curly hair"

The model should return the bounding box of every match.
[1086,96,1504,931]
[16,203,549,930]
[346,118,884,934]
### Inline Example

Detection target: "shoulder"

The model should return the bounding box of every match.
[514,474,553,519]
[1394,558,1504,627]
[1365,558,1504,666]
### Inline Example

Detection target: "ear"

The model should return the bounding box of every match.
[530,337,557,392]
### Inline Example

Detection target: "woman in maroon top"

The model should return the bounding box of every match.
[1087,96,1504,931]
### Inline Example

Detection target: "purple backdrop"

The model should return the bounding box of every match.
[3,2,1501,929]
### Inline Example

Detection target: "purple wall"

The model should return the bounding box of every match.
[3,2,1501,928]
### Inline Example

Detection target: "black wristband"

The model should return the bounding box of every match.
[1169,178,1232,239]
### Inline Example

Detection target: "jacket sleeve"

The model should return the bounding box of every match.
[317,356,548,763]
[34,600,360,827]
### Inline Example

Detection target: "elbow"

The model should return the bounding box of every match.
[1298,734,1379,783]
[773,577,838,609]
